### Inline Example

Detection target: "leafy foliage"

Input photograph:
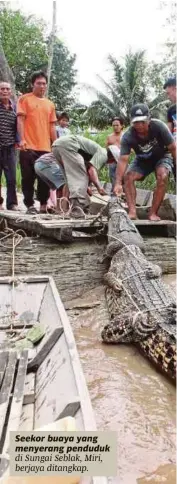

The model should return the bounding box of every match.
[48,38,77,109]
[84,50,152,128]
[0,8,48,93]
[0,6,77,108]
[84,40,176,129]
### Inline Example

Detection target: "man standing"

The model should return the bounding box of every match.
[17,71,57,214]
[106,117,124,190]
[0,81,18,211]
[114,103,176,221]
[106,117,124,147]
[164,76,176,141]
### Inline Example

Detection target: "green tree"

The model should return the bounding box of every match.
[68,103,88,131]
[48,38,77,109]
[0,5,77,108]
[0,8,48,92]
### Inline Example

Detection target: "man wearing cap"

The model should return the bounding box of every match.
[114,103,176,221]
[163,77,176,141]
[34,135,120,215]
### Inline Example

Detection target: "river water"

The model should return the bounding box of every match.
[66,274,176,484]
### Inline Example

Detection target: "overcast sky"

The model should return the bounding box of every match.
[13,0,171,104]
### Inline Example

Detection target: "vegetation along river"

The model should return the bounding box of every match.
[66,274,176,484]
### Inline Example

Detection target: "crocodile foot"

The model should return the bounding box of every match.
[102,312,159,344]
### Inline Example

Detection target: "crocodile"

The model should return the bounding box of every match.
[101,198,176,382]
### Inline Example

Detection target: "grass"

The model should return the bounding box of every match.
[1,134,176,194]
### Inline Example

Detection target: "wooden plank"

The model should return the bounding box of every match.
[0,352,17,447]
[0,212,73,242]
[134,220,176,237]
[134,219,176,226]
[0,323,33,330]
[49,278,98,431]
[19,404,34,431]
[0,352,8,389]
[0,276,50,285]
[0,211,107,229]
[0,455,9,479]
[2,350,28,454]
[56,401,81,420]
[136,188,153,206]
[27,328,64,372]
[23,373,35,405]
[0,209,175,228]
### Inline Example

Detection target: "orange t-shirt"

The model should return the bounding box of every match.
[17,93,57,152]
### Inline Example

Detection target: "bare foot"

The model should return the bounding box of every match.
[40,204,47,213]
[128,211,137,220]
[0,204,4,210]
[148,213,161,221]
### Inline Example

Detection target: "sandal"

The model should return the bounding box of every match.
[26,207,38,215]
[46,207,56,214]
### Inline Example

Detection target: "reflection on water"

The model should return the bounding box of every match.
[66,275,176,484]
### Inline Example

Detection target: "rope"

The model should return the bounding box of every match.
[107,230,176,316]
[0,219,27,332]
[14,197,88,222]
[105,202,176,330]
[108,233,145,263]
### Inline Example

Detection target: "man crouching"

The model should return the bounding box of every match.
[34,146,107,216]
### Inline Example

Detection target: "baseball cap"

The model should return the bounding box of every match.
[163,76,176,89]
[130,103,150,123]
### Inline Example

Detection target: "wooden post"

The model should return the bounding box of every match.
[46,0,57,96]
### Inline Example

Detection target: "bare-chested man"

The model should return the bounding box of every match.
[106,117,124,147]
[106,117,124,190]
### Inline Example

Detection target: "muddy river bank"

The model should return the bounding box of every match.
[66,275,176,484]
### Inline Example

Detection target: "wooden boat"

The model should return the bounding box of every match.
[0,275,108,484]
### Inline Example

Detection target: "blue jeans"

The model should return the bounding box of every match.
[108,162,117,192]
[35,159,66,190]
[0,145,17,208]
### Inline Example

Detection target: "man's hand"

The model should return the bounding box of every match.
[87,186,93,196]
[113,183,123,197]
[19,139,27,150]
[97,186,107,196]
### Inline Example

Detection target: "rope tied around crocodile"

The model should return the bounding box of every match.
[103,231,176,342]
[102,197,176,380]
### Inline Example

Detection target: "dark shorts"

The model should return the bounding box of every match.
[127,156,173,177]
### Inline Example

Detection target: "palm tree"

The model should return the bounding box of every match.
[84,49,172,129]
[84,50,149,128]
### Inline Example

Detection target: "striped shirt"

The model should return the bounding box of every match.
[0,100,17,147]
